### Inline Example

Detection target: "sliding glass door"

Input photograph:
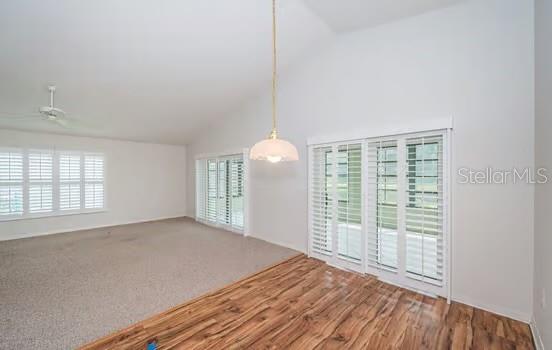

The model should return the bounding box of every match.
[196,152,246,233]
[366,140,399,273]
[404,136,444,286]
[309,143,364,273]
[309,131,449,297]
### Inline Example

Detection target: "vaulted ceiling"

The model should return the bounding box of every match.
[0,0,461,145]
[304,0,463,33]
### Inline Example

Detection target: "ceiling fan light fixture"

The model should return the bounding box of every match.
[250,0,299,163]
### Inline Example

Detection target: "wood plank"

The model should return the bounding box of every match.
[80,255,535,350]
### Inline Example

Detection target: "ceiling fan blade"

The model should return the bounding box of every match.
[61,116,103,131]
[54,118,72,129]
[53,118,99,131]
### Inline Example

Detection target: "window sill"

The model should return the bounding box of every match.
[0,209,108,223]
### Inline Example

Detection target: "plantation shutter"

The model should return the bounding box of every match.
[28,150,53,213]
[336,143,362,262]
[229,155,244,230]
[195,152,247,233]
[206,159,218,223]
[195,159,207,221]
[84,154,104,209]
[310,146,333,256]
[217,159,229,225]
[366,140,399,272]
[405,135,444,286]
[309,130,449,297]
[59,153,81,210]
[309,143,364,272]
[0,150,23,216]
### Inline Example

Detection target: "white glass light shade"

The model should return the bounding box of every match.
[249,137,299,162]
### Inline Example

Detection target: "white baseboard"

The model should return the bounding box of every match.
[193,217,247,236]
[453,294,531,324]
[248,235,305,254]
[1,214,188,241]
[531,318,545,350]
[190,217,305,253]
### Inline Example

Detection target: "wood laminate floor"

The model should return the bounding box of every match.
[81,255,534,350]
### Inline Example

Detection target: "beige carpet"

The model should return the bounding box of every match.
[0,217,297,349]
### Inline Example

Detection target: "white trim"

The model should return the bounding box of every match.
[307,117,453,146]
[307,145,314,258]
[0,214,186,241]
[247,233,305,253]
[242,148,251,236]
[446,128,453,304]
[530,318,545,350]
[195,149,246,160]
[196,217,245,235]
[453,294,532,323]
[0,208,106,222]
[195,216,306,253]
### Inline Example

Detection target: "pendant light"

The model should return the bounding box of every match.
[250,0,299,163]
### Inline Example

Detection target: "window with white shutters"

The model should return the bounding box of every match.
[336,144,362,262]
[366,140,398,271]
[405,135,444,286]
[309,130,449,297]
[195,159,207,221]
[0,150,23,217]
[207,159,218,223]
[217,159,229,225]
[28,150,53,213]
[230,156,244,230]
[310,146,333,255]
[0,148,106,221]
[309,143,364,273]
[59,153,81,211]
[195,151,247,233]
[84,154,105,209]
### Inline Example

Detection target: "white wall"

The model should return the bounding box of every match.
[534,0,551,347]
[0,129,187,240]
[187,0,535,322]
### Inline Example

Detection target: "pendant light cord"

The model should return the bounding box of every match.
[270,0,278,139]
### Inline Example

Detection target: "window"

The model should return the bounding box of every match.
[405,136,444,284]
[195,151,247,234]
[366,134,446,295]
[207,159,217,222]
[309,130,449,297]
[311,146,333,255]
[59,153,81,211]
[367,140,398,271]
[336,144,362,262]
[310,142,364,273]
[84,154,105,209]
[28,150,53,213]
[0,149,105,221]
[0,150,23,217]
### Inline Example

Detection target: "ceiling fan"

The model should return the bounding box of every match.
[0,85,90,129]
